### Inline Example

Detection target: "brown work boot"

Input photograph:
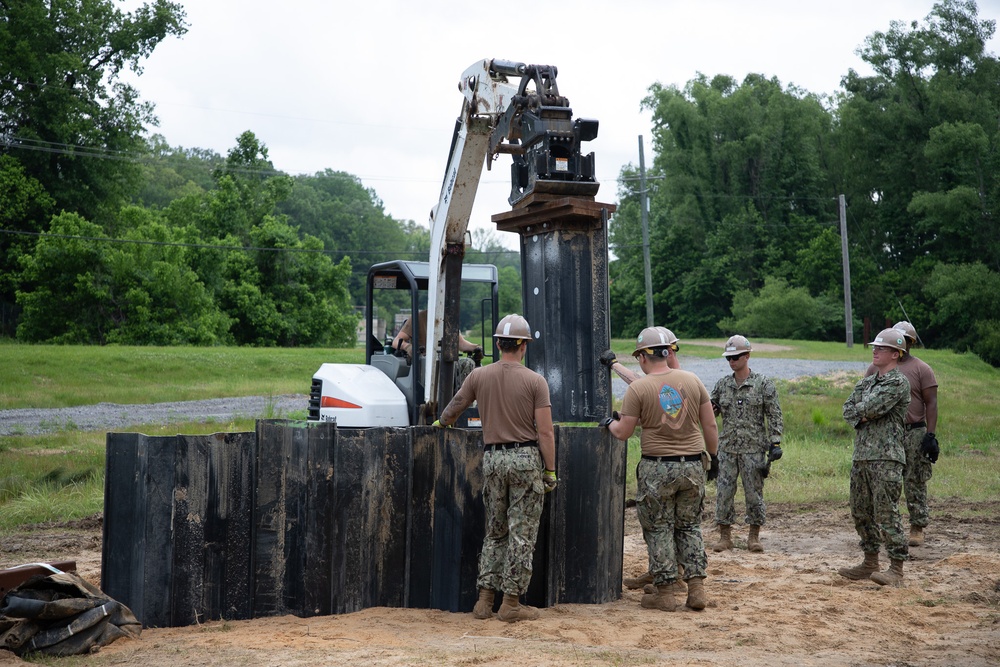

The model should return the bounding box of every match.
[472,588,495,619]
[838,552,880,580]
[623,571,653,590]
[908,526,924,547]
[870,559,905,587]
[685,576,707,610]
[713,524,733,552]
[640,583,677,612]
[497,593,539,622]
[747,525,764,553]
[643,579,687,596]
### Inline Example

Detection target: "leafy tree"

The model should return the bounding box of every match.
[610,73,835,336]
[923,262,1000,354]
[836,0,1000,332]
[0,154,53,333]
[15,207,231,345]
[0,0,188,224]
[15,212,108,343]
[278,169,415,302]
[134,135,222,209]
[718,276,843,340]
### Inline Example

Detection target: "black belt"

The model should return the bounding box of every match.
[484,441,538,451]
[905,421,926,431]
[641,454,700,462]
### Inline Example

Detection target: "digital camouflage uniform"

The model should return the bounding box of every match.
[866,355,938,529]
[442,358,551,598]
[622,369,712,586]
[635,458,709,583]
[478,448,545,594]
[843,368,911,561]
[711,370,783,526]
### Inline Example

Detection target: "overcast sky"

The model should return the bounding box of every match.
[122,0,1000,248]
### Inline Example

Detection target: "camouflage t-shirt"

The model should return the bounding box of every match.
[865,354,937,425]
[843,368,911,463]
[711,369,783,454]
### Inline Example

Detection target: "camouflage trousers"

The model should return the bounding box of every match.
[635,458,708,585]
[477,447,545,596]
[903,426,933,528]
[714,449,768,526]
[849,459,908,561]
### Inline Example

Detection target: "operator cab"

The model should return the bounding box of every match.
[366,260,499,426]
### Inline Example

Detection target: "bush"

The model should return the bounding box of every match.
[718,276,842,340]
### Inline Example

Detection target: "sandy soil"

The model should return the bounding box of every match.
[2,499,998,667]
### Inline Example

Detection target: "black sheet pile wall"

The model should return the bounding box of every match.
[103,421,625,627]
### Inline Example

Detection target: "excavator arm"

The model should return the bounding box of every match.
[422,59,598,421]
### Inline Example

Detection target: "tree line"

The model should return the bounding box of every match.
[2,1,998,365]
[609,0,1000,365]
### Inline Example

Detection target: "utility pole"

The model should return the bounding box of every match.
[839,194,853,347]
[638,136,654,327]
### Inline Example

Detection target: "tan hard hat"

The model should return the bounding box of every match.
[633,326,678,357]
[494,314,532,341]
[870,328,907,352]
[892,321,917,343]
[722,335,752,357]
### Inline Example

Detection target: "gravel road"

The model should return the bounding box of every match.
[0,394,309,436]
[1,358,868,436]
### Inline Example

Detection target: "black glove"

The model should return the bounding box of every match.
[600,410,621,428]
[760,460,772,479]
[707,454,719,481]
[598,349,618,368]
[921,432,939,463]
[768,443,783,463]
[470,346,484,363]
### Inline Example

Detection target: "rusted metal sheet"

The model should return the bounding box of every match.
[329,426,410,614]
[103,420,624,627]
[544,426,626,604]
[493,199,615,422]
[253,419,337,618]
[102,431,254,627]
[409,427,485,612]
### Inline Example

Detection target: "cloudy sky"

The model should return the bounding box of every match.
[122,0,1000,247]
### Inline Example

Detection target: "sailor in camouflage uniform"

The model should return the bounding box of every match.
[601,327,719,612]
[437,314,556,622]
[864,321,939,547]
[710,335,784,554]
[839,328,912,586]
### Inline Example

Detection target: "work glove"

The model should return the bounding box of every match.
[706,454,719,482]
[768,443,783,463]
[760,460,772,479]
[542,469,558,493]
[431,419,451,429]
[920,432,939,463]
[598,349,618,368]
[470,346,484,363]
[599,411,621,428]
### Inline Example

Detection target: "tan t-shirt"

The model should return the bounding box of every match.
[621,368,711,456]
[444,360,550,445]
[399,310,429,347]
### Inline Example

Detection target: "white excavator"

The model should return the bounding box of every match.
[308,58,599,427]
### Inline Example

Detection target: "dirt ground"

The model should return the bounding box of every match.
[2,499,999,667]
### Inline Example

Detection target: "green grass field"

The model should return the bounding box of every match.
[1,340,998,531]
